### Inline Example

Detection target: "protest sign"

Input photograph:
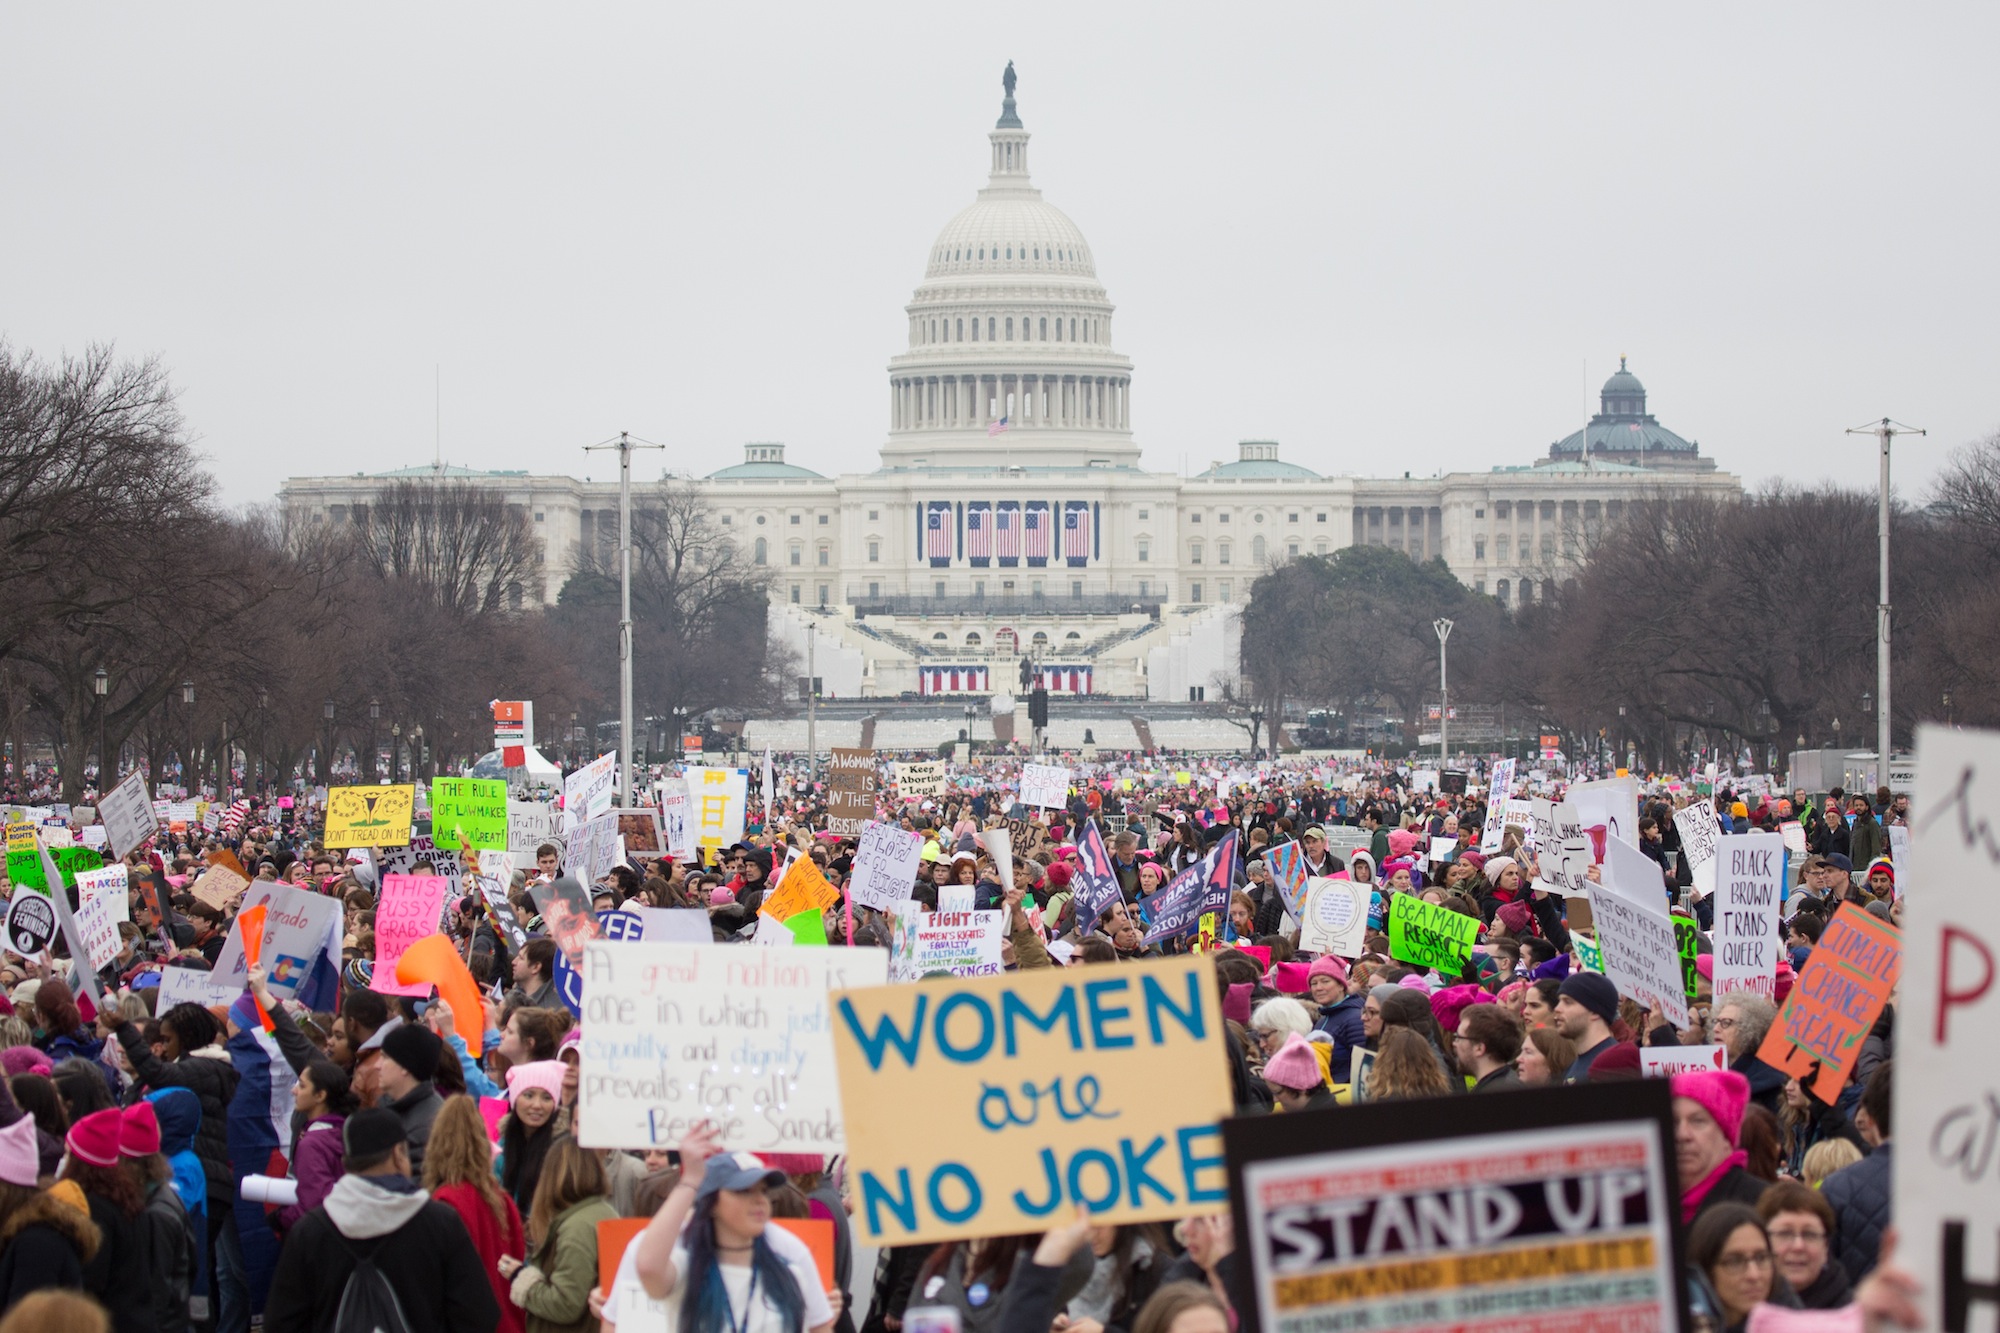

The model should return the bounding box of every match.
[31,843,102,1007]
[1587,883,1692,1030]
[887,909,1004,981]
[1896,724,2000,1331]
[849,822,925,913]
[209,882,342,1000]
[1262,841,1310,918]
[372,875,450,997]
[1385,893,1477,974]
[323,785,415,848]
[1487,757,1517,802]
[611,808,663,856]
[80,826,106,850]
[1068,821,1123,936]
[530,877,600,964]
[1673,799,1723,899]
[686,766,748,851]
[1712,832,1784,998]
[832,953,1231,1244]
[625,907,710,943]
[430,778,508,851]
[508,799,558,864]
[1886,823,1910,895]
[577,942,888,1152]
[190,863,250,913]
[658,778,693,858]
[1675,917,1700,1002]
[1019,763,1071,810]
[1756,902,1899,1102]
[471,865,528,951]
[826,748,878,835]
[564,752,619,837]
[75,863,128,928]
[1576,933,1604,976]
[378,833,463,883]
[1140,831,1237,945]
[157,965,236,1010]
[1569,773,1641,853]
[1299,878,1368,959]
[1530,799,1592,896]
[984,827,1014,899]
[896,761,946,800]
[758,854,840,924]
[1639,1044,1728,1079]
[1425,835,1457,867]
[1225,1081,1685,1333]
[99,770,155,857]
[3,890,57,956]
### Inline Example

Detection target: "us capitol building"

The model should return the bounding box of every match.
[283,67,1739,705]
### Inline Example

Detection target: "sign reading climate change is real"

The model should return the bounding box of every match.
[831,954,1232,1244]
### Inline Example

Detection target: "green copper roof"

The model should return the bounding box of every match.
[1196,458,1322,480]
[707,461,827,480]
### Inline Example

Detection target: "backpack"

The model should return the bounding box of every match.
[332,1238,415,1333]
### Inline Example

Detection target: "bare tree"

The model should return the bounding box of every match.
[356,478,544,616]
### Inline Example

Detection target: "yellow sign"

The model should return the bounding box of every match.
[322,785,416,849]
[830,954,1232,1244]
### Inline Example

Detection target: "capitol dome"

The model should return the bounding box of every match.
[882,65,1138,471]
[1547,357,1714,472]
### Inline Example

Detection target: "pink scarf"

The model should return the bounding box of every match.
[1681,1149,1749,1224]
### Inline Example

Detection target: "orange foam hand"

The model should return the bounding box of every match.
[393,932,485,1057]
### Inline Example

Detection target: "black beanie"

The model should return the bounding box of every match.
[381,1024,443,1083]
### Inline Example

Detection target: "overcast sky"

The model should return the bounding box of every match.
[4,4,1993,509]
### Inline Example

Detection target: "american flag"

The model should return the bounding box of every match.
[925,503,953,565]
[1024,501,1051,565]
[221,799,251,836]
[966,502,992,565]
[1063,501,1091,566]
[996,502,1020,564]
[988,415,1009,437]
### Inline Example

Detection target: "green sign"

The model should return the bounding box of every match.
[1576,933,1604,974]
[1675,916,1700,1000]
[429,778,509,852]
[1386,892,1478,975]
[6,844,102,894]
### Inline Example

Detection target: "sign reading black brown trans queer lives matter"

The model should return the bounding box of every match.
[827,747,878,835]
[1226,1081,1687,1333]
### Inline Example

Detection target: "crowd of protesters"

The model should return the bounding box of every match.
[0,752,1929,1333]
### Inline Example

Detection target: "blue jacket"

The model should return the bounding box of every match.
[1822,1142,1893,1280]
[1314,996,1367,1084]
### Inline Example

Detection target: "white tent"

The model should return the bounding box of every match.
[467,744,562,790]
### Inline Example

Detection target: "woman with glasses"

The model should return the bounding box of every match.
[1757,1182,1853,1309]
[1685,1203,1799,1332]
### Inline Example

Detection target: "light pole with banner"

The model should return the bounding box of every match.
[1433,618,1453,767]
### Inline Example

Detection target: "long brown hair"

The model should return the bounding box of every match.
[1133,1282,1230,1333]
[527,1136,606,1246]
[1367,1028,1455,1101]
[422,1096,510,1232]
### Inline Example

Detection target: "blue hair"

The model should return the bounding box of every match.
[679,1194,808,1333]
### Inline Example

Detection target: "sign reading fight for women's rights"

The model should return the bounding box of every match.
[830,954,1232,1245]
[578,942,887,1154]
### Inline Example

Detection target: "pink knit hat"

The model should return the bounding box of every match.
[0,1047,50,1079]
[760,1153,825,1176]
[1671,1069,1751,1147]
[1261,1033,1324,1092]
[0,1117,37,1187]
[1222,982,1254,1026]
[1270,961,1312,996]
[66,1107,122,1169]
[119,1103,161,1159]
[1308,955,1349,987]
[505,1060,567,1105]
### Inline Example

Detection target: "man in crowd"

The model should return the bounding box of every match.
[1555,973,1622,1081]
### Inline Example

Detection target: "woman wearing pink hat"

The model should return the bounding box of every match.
[0,1114,96,1305]
[63,1106,155,1330]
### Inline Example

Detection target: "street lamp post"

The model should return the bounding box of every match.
[322,699,336,785]
[180,681,195,796]
[92,667,108,795]
[1249,708,1265,759]
[413,725,425,779]
[1433,619,1453,768]
[257,690,268,795]
[369,699,380,781]
[1847,417,1925,778]
[391,722,402,781]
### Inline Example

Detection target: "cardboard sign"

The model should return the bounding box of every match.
[1530,799,1592,897]
[564,752,619,837]
[831,953,1232,1244]
[1713,833,1784,999]
[1639,1044,1728,1078]
[1755,902,1898,1102]
[1225,1081,1686,1333]
[576,941,888,1152]
[887,909,1004,981]
[1020,763,1071,810]
[849,822,925,913]
[190,863,250,913]
[1587,882,1692,1030]
[758,854,841,924]
[371,875,450,997]
[1898,724,2000,1329]
[1385,893,1477,975]
[896,761,946,801]
[430,778,508,851]
[826,748,878,835]
[323,784,416,849]
[1299,878,1368,959]
[209,882,342,1001]
[99,770,155,857]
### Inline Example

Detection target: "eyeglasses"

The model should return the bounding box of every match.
[1768,1229,1827,1247]
[1714,1251,1774,1274]
[1710,1017,1739,1031]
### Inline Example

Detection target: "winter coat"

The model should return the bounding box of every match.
[145,1088,208,1305]
[386,1080,443,1177]
[1313,996,1366,1085]
[0,1186,99,1306]
[264,1172,499,1333]
[515,1194,617,1333]
[433,1181,526,1333]
[277,1115,346,1233]
[113,1024,241,1208]
[79,1187,157,1333]
[1821,1143,1894,1280]
[139,1177,194,1333]
[1848,816,1885,875]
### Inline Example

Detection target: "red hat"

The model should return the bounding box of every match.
[67,1107,123,1168]
[119,1103,161,1158]
[1045,862,1073,889]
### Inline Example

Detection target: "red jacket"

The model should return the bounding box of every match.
[433,1181,527,1333]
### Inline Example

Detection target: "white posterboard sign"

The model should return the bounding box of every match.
[156,965,238,1011]
[1897,723,2000,1326]
[73,887,121,971]
[1673,799,1723,901]
[1712,832,1784,999]
[1299,877,1368,959]
[1019,763,1071,811]
[849,822,925,913]
[99,770,155,858]
[576,941,888,1152]
[888,908,1005,981]
[507,799,557,858]
[74,865,129,925]
[1589,840,1691,1031]
[1638,1045,1727,1079]
[564,752,619,837]
[658,778,693,859]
